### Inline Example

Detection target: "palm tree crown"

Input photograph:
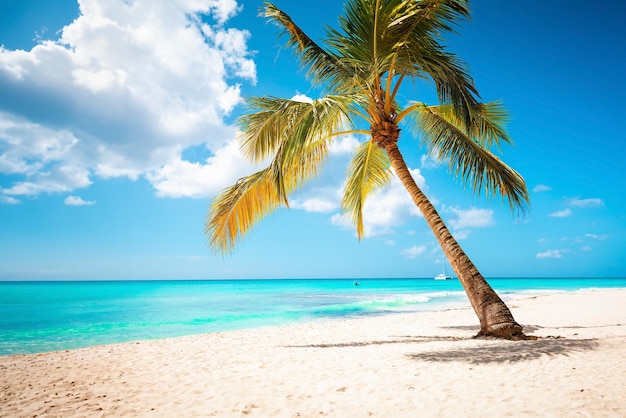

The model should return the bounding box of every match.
[206,0,528,254]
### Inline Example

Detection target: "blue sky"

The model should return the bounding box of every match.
[0,0,624,280]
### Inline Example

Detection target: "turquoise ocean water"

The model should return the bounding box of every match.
[1,277,624,356]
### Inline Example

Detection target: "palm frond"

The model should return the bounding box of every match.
[385,0,478,128]
[263,3,354,91]
[341,140,392,238]
[205,168,281,255]
[411,104,529,212]
[408,0,470,33]
[426,101,512,150]
[207,131,331,254]
[208,94,361,253]
[412,44,480,128]
[386,0,471,56]
[323,0,478,127]
[239,95,361,163]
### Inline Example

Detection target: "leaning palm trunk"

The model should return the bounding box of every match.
[384,141,524,338]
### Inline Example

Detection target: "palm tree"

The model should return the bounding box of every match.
[206,0,530,339]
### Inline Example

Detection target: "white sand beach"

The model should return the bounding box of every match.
[1,288,625,417]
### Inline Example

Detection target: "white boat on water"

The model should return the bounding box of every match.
[434,258,452,280]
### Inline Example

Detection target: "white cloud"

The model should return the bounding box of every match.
[0,196,21,204]
[0,113,80,175]
[328,135,361,155]
[420,153,440,169]
[330,168,426,238]
[206,0,242,24]
[358,169,425,236]
[290,93,314,104]
[585,233,608,240]
[290,181,343,214]
[0,0,255,199]
[291,197,338,213]
[452,229,471,240]
[327,170,495,241]
[3,165,92,196]
[64,195,95,206]
[401,245,426,259]
[447,207,495,230]
[549,208,572,218]
[580,245,592,252]
[568,197,605,208]
[536,249,569,259]
[146,139,254,198]
[532,184,552,192]
[330,213,353,231]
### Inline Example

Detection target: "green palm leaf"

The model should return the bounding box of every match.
[205,167,281,254]
[425,101,513,149]
[342,140,392,238]
[263,3,354,91]
[208,95,362,252]
[207,132,330,254]
[412,103,528,211]
[323,0,477,122]
[239,95,359,163]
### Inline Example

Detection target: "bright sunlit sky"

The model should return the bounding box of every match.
[1,0,625,280]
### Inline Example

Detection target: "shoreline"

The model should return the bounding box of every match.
[3,278,625,357]
[1,288,625,416]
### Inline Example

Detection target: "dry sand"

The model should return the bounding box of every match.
[1,288,625,417]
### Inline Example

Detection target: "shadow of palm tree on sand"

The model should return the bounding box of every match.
[286,324,600,364]
[406,337,599,364]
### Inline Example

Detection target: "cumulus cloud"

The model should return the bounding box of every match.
[452,229,471,240]
[401,245,426,259]
[0,0,256,199]
[145,138,256,198]
[568,197,605,208]
[3,165,92,196]
[326,172,498,240]
[64,195,95,206]
[331,168,426,237]
[290,196,338,213]
[328,135,361,155]
[0,196,21,204]
[289,178,345,214]
[532,184,552,192]
[447,207,495,230]
[536,249,569,259]
[585,233,608,240]
[420,153,440,169]
[549,208,572,218]
[290,93,314,104]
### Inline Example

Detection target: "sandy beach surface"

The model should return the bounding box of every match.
[1,288,625,417]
